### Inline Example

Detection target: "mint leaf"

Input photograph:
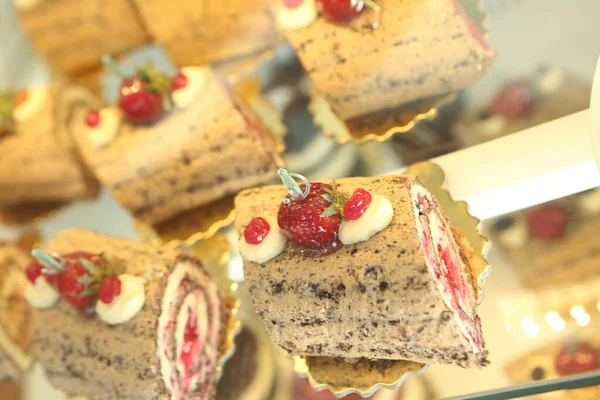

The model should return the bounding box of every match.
[80,259,100,276]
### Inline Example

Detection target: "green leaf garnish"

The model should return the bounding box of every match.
[77,276,96,285]
[80,258,100,276]
[79,287,98,298]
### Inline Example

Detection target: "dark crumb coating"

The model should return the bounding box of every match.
[235,176,488,368]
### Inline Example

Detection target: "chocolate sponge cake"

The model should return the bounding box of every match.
[0,244,32,382]
[235,175,488,368]
[69,66,283,225]
[0,83,99,207]
[29,230,236,399]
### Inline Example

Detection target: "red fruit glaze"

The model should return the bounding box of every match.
[180,309,199,373]
[526,205,568,240]
[278,182,341,251]
[85,109,100,128]
[344,188,372,220]
[283,0,304,8]
[25,262,44,284]
[554,342,598,376]
[318,0,364,20]
[118,78,164,123]
[244,217,271,245]
[489,80,535,118]
[171,72,188,91]
[98,276,122,304]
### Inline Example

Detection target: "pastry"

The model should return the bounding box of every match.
[452,67,591,147]
[26,229,237,399]
[131,0,281,71]
[14,0,149,78]
[490,190,600,288]
[70,64,284,225]
[235,172,488,368]
[0,244,32,382]
[278,0,495,121]
[0,83,99,208]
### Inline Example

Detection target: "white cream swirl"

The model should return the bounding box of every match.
[338,194,394,245]
[95,274,145,325]
[24,277,59,310]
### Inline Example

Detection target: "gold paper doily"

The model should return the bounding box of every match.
[293,161,491,397]
[135,77,286,249]
[309,0,490,144]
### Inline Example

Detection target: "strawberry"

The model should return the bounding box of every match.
[58,260,96,308]
[318,0,364,20]
[278,182,345,250]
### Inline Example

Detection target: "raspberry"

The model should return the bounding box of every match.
[278,183,341,250]
[98,276,122,304]
[489,80,535,118]
[171,72,188,91]
[343,188,372,220]
[244,217,271,245]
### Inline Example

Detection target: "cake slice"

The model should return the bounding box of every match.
[280,0,495,120]
[27,229,236,399]
[70,66,283,225]
[0,244,32,382]
[14,0,149,77]
[235,175,488,368]
[0,83,99,207]
[131,0,281,69]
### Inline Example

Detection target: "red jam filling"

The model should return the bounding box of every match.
[283,0,304,8]
[180,307,203,386]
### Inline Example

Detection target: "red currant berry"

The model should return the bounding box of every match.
[318,0,364,20]
[85,109,100,128]
[25,262,44,284]
[526,205,568,240]
[244,217,271,245]
[98,276,122,304]
[118,78,164,124]
[283,0,304,8]
[344,188,372,220]
[171,72,188,91]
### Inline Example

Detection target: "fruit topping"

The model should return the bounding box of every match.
[554,342,598,376]
[98,276,122,304]
[85,109,101,127]
[343,188,372,220]
[278,182,343,251]
[171,72,189,91]
[526,204,568,240]
[244,217,271,245]
[489,80,535,118]
[318,0,364,20]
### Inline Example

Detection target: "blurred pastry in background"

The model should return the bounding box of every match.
[506,336,599,400]
[279,0,494,128]
[0,243,32,383]
[452,66,590,147]
[131,0,281,73]
[14,0,149,79]
[0,83,99,217]
[489,188,600,288]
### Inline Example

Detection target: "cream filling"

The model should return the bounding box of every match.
[277,0,318,30]
[410,184,479,353]
[498,220,528,249]
[578,188,600,216]
[0,324,31,372]
[338,194,394,245]
[238,216,286,264]
[172,67,207,109]
[476,115,507,137]
[95,274,145,325]
[13,87,49,121]
[24,277,59,310]
[157,262,221,400]
[84,107,122,149]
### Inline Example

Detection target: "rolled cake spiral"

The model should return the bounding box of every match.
[30,230,235,399]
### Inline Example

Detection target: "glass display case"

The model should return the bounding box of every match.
[0,0,599,399]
